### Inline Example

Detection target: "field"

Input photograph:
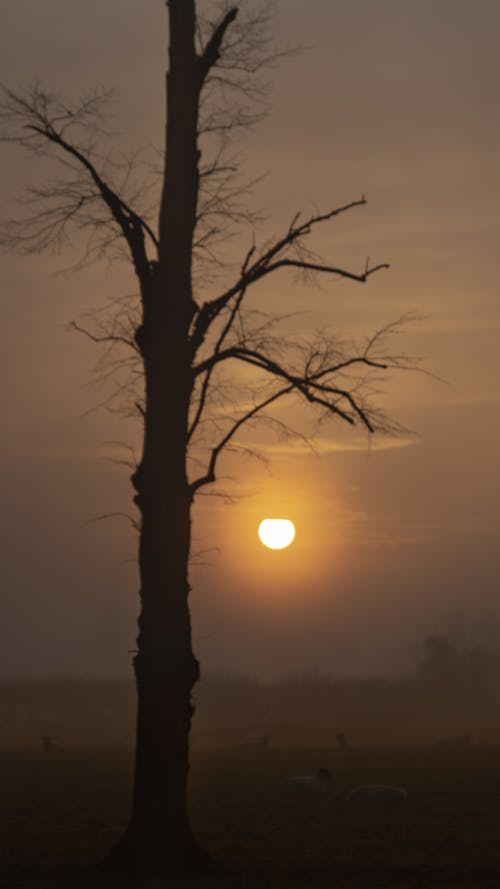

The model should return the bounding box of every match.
[3,745,500,889]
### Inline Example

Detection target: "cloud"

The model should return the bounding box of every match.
[254,434,418,458]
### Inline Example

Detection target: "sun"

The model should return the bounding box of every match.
[258,518,296,550]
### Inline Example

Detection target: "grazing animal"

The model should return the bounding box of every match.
[283,767,332,793]
[347,783,408,803]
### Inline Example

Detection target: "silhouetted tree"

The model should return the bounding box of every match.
[420,634,499,693]
[0,1,411,876]
[420,634,459,683]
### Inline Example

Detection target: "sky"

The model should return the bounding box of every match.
[1,0,499,681]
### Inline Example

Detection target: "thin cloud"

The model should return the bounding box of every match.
[257,435,418,457]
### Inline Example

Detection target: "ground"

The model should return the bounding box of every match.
[3,745,500,888]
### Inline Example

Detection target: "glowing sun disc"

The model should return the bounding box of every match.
[258,518,296,550]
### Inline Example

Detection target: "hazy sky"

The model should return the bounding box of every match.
[1,0,500,680]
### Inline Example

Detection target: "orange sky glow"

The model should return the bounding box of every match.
[1,0,500,680]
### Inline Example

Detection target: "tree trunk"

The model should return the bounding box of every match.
[104,1,209,875]
[105,292,208,876]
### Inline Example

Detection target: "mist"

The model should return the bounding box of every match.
[3,632,499,752]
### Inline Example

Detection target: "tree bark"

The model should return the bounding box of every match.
[105,334,203,873]
[105,0,209,875]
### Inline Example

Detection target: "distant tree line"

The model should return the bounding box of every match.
[2,645,499,750]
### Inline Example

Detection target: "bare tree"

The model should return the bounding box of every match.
[0,0,411,876]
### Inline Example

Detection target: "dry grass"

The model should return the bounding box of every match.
[3,745,500,888]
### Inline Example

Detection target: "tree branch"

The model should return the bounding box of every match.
[194,344,387,380]
[263,257,389,279]
[0,87,158,280]
[197,344,377,426]
[189,384,293,496]
[187,320,407,496]
[28,122,154,279]
[188,314,419,473]
[70,320,138,352]
[189,198,388,354]
[188,278,250,442]
[197,8,239,87]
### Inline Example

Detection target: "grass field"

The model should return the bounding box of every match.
[3,745,500,889]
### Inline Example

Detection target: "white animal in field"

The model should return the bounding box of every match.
[283,768,332,793]
[347,783,408,803]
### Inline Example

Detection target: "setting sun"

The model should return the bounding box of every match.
[258,518,296,550]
